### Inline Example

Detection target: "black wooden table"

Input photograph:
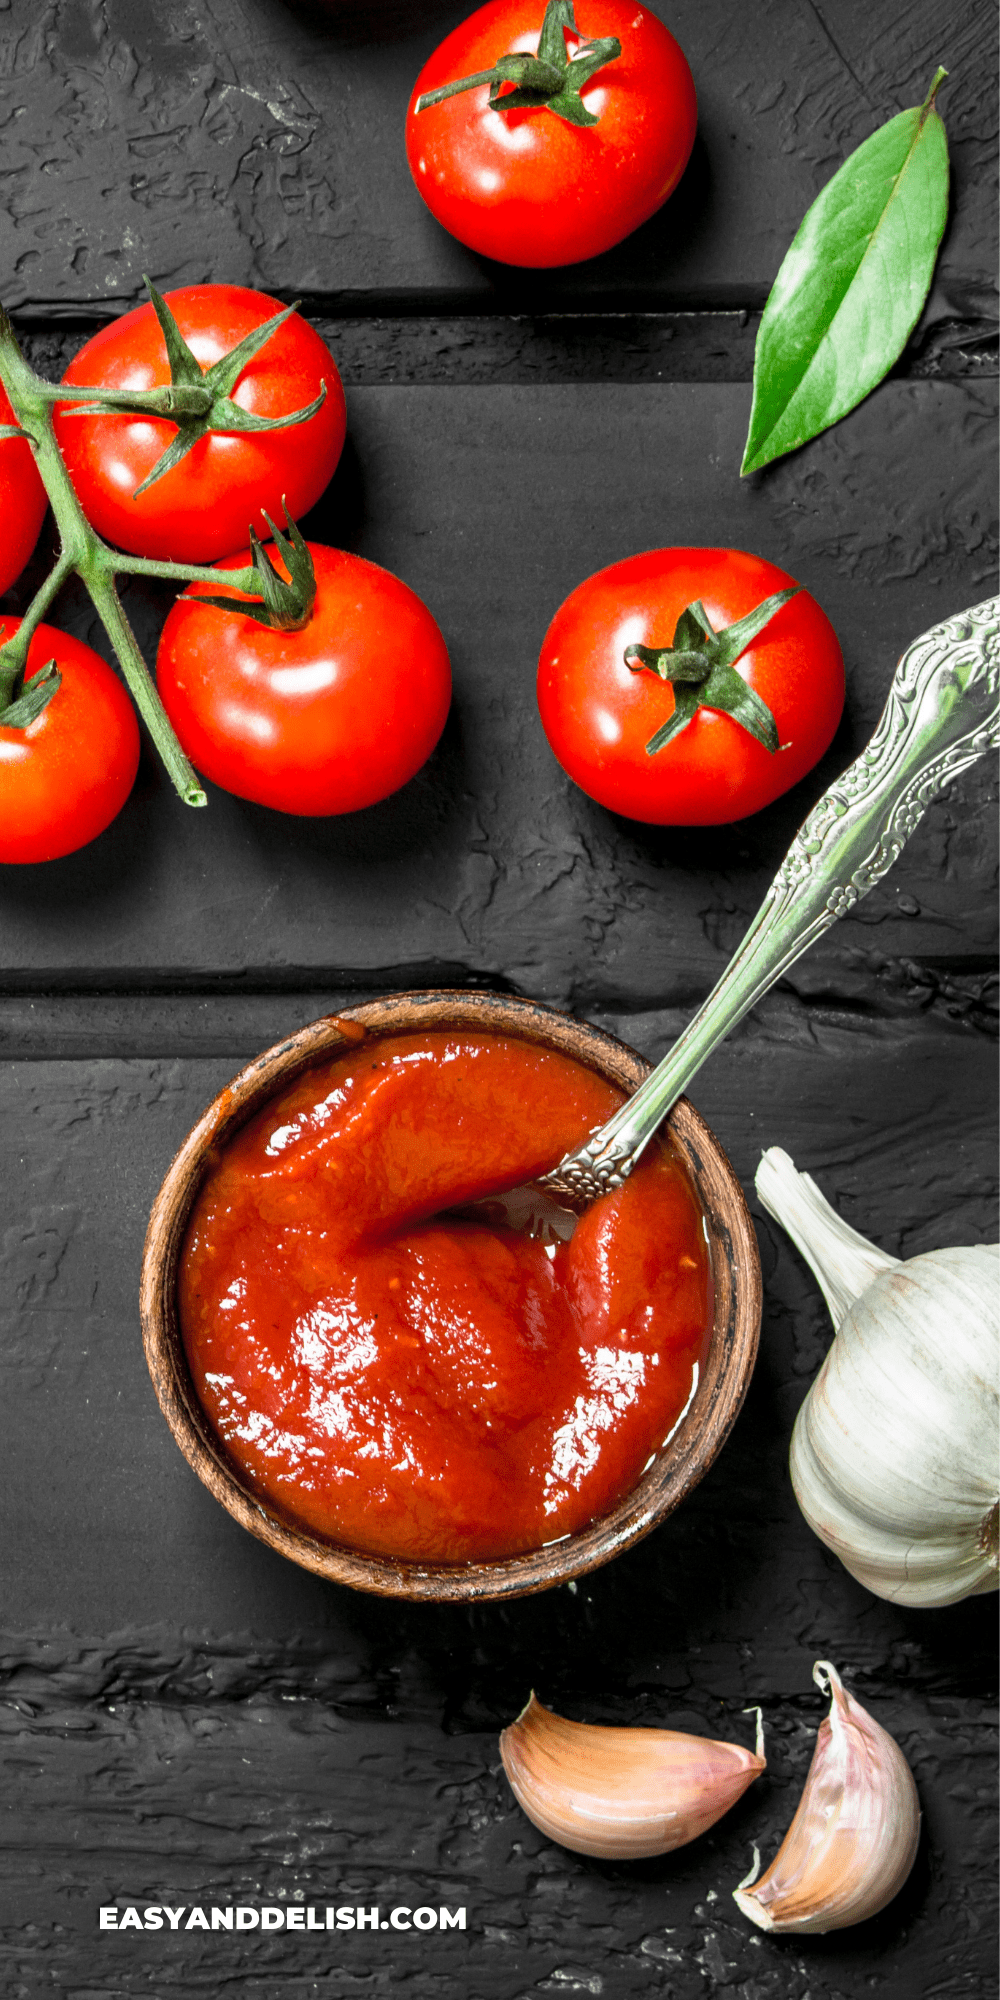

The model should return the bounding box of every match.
[1,2,996,1994]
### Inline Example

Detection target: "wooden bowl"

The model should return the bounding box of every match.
[141,990,761,1603]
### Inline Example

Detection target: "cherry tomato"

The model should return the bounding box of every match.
[406,0,697,268]
[156,543,452,816]
[0,385,48,595]
[0,621,140,862]
[536,548,845,825]
[53,287,346,564]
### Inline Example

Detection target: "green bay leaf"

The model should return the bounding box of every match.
[741,70,949,476]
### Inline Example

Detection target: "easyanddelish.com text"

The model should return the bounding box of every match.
[99,1905,466,1933]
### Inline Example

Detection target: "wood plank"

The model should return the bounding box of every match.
[1,1005,994,1640]
[0,1681,994,1997]
[0,379,995,998]
[1,0,994,317]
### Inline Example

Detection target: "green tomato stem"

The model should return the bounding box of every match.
[115,551,258,593]
[34,377,213,419]
[0,549,73,708]
[85,568,207,807]
[416,68,500,111]
[413,2,620,120]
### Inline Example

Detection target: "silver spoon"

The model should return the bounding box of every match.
[473,595,999,1239]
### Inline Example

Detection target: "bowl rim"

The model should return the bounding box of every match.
[140,988,762,1603]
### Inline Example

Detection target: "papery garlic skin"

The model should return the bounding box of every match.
[755,1147,900,1326]
[734,1661,920,1935]
[757,1149,999,1608]
[792,1247,999,1606]
[500,1694,765,1860]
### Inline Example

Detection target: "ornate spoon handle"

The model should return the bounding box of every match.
[544,597,1000,1202]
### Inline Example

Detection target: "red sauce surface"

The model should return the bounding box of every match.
[179,1030,712,1563]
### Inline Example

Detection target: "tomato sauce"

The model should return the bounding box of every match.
[179,1030,712,1564]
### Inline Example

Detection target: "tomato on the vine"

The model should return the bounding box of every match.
[536,548,845,825]
[406,0,697,268]
[0,385,48,595]
[0,621,140,862]
[156,543,452,816]
[54,286,346,564]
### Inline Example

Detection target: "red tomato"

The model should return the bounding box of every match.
[156,543,452,816]
[536,549,845,825]
[53,287,346,564]
[406,0,697,268]
[0,621,140,862]
[0,385,48,595]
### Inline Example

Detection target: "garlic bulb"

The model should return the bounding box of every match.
[734,1661,920,1934]
[500,1693,765,1860]
[757,1147,999,1607]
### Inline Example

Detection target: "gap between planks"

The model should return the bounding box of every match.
[12,311,997,389]
[0,972,994,1060]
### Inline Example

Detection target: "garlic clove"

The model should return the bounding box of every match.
[733,1662,920,1935]
[500,1693,765,1860]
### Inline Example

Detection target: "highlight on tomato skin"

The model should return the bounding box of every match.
[536,547,845,826]
[53,285,347,565]
[155,543,453,817]
[405,0,697,270]
[0,622,141,864]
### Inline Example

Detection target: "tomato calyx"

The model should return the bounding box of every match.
[414,0,622,129]
[0,653,62,729]
[56,278,328,500]
[194,510,317,633]
[624,587,800,756]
